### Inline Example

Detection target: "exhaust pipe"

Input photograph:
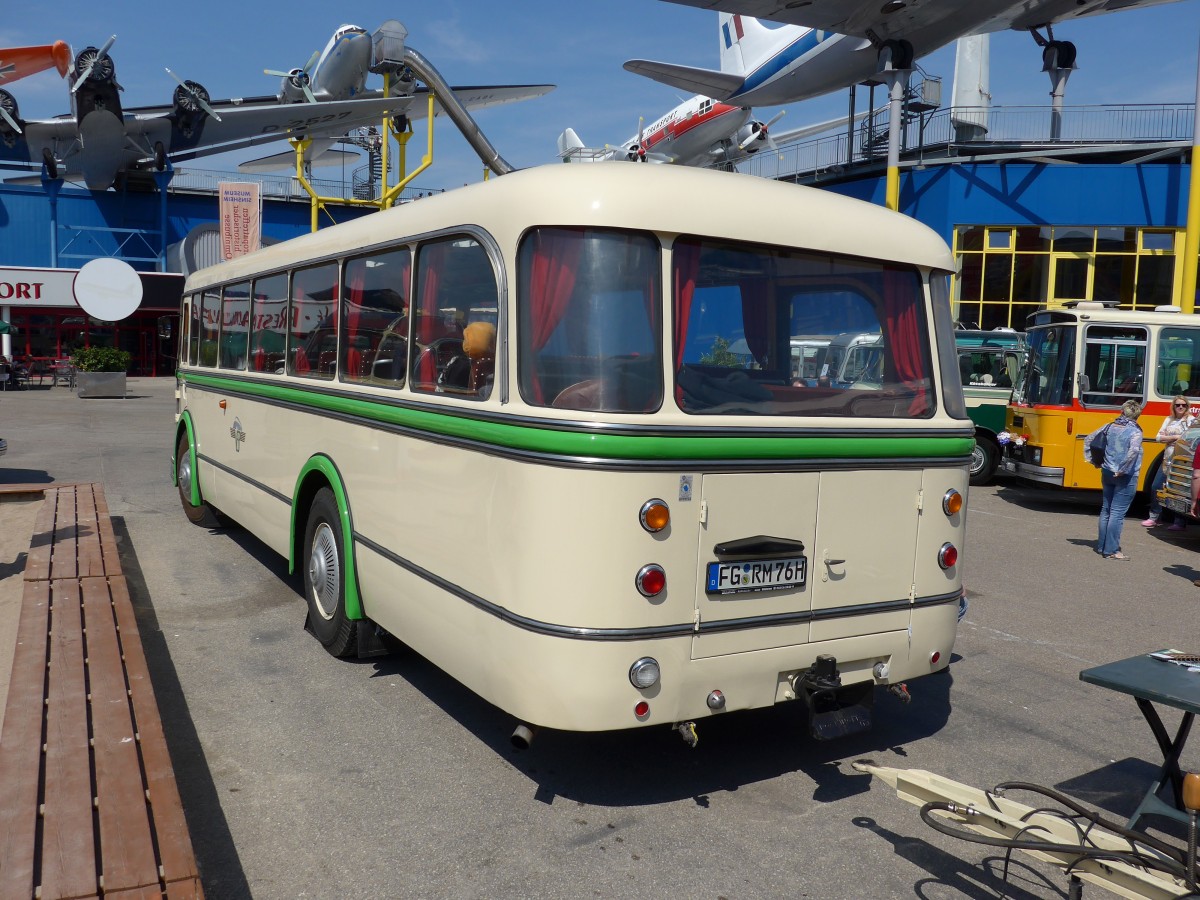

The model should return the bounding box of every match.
[511,723,535,750]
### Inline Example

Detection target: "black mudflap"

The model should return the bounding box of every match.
[804,681,874,740]
[795,655,874,740]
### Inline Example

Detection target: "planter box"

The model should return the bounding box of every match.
[76,371,127,399]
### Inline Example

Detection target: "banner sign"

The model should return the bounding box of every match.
[218,182,262,261]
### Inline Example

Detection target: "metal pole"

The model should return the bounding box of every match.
[885,69,910,212]
[1180,30,1200,313]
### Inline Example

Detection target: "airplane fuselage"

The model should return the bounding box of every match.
[308,25,372,101]
[627,95,752,165]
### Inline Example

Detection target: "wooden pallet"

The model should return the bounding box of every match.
[0,484,203,899]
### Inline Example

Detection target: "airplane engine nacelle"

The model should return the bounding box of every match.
[734,122,766,153]
[279,69,311,104]
[73,46,116,85]
[173,81,212,119]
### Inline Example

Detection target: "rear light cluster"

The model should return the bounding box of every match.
[938,542,958,569]
[635,564,666,597]
[940,490,960,570]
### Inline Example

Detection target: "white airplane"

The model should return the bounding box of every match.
[626,1,1186,107]
[558,92,866,167]
[0,25,552,190]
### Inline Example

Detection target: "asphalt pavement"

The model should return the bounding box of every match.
[1,377,1197,899]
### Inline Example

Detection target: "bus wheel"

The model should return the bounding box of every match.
[969,438,997,486]
[176,433,219,526]
[303,487,357,657]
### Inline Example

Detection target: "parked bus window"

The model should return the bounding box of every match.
[198,289,220,368]
[1081,325,1147,406]
[673,237,933,417]
[250,273,287,375]
[288,264,338,379]
[185,295,200,366]
[1156,328,1200,395]
[220,282,250,370]
[518,227,662,412]
[343,248,410,386]
[411,237,498,397]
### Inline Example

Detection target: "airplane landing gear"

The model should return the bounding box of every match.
[41,148,59,181]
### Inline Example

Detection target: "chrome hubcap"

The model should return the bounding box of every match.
[178,448,192,495]
[308,523,340,620]
[969,445,986,475]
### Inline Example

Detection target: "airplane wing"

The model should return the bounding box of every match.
[621,61,744,101]
[357,83,555,118]
[659,0,1185,41]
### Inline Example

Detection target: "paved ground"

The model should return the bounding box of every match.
[1,377,1198,899]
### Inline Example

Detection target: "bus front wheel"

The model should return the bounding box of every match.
[303,487,358,657]
[176,433,219,526]
[969,437,997,486]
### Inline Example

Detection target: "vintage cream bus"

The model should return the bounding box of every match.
[173,163,970,746]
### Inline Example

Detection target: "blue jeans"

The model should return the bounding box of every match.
[1147,463,1174,523]
[1098,470,1137,556]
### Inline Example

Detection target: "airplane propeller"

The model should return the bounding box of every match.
[0,89,20,134]
[71,35,116,94]
[739,109,786,153]
[265,50,321,103]
[626,116,647,162]
[165,68,222,122]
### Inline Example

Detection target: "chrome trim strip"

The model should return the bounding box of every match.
[356,532,960,642]
[198,453,292,506]
[1000,458,1066,486]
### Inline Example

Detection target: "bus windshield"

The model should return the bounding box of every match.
[1014,325,1076,406]
[672,236,934,417]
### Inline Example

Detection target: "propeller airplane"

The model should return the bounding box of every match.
[0,24,553,191]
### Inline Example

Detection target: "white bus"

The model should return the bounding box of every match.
[173,164,970,746]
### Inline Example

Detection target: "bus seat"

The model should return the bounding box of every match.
[346,347,364,377]
[552,379,605,410]
[469,356,494,394]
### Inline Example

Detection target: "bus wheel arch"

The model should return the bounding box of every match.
[969,430,999,486]
[291,457,365,648]
[175,417,219,527]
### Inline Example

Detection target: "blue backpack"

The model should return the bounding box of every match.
[1088,424,1111,467]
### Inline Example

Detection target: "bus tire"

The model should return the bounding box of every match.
[176,433,220,527]
[303,487,358,657]
[969,437,997,486]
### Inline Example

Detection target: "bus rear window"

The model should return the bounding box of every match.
[517,227,663,412]
[672,237,934,417]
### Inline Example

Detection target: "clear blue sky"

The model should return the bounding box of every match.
[2,0,1198,190]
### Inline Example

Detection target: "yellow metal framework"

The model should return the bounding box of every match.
[291,77,437,232]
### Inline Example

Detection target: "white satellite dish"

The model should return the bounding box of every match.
[73,258,143,322]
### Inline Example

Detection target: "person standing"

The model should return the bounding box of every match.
[1084,399,1144,560]
[1143,395,1196,529]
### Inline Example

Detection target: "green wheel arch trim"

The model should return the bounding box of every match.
[291,455,364,621]
[175,412,203,508]
[181,372,975,461]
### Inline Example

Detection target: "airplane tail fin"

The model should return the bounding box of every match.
[719,13,798,76]
[557,127,586,158]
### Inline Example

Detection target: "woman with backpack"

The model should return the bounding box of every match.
[1084,399,1144,559]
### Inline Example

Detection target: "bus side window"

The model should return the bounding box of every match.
[1157,328,1200,396]
[290,263,339,380]
[412,236,498,399]
[250,273,288,376]
[343,248,410,388]
[197,289,220,368]
[220,282,250,370]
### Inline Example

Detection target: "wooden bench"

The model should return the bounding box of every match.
[0,484,204,899]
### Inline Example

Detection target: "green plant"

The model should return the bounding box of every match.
[73,346,132,373]
[698,336,744,368]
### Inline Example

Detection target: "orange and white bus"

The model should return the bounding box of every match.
[172,163,970,746]
[1001,301,1198,491]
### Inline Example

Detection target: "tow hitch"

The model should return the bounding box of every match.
[792,655,873,740]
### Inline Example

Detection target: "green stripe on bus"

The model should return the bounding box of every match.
[182,372,973,460]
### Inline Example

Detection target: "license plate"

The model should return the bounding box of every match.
[706,556,807,595]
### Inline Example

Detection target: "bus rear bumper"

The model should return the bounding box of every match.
[999,456,1065,486]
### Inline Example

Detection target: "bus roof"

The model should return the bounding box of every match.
[185,163,955,292]
[1026,305,1195,329]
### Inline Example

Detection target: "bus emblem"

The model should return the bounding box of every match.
[230,418,246,452]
